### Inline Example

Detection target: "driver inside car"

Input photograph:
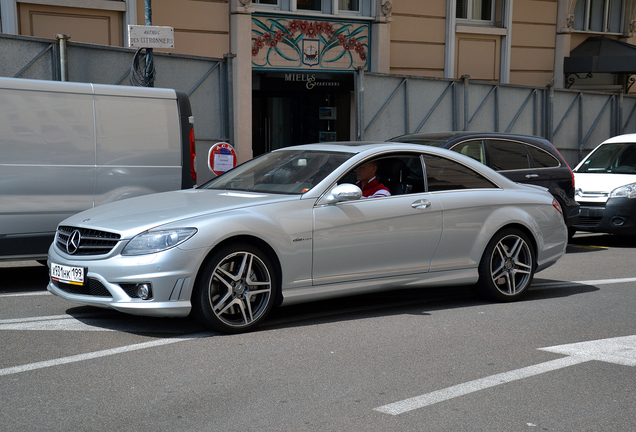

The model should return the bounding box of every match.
[355,161,391,198]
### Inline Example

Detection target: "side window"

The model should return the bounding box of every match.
[376,154,425,195]
[423,154,497,192]
[450,140,486,164]
[339,153,425,196]
[527,145,560,168]
[487,139,531,171]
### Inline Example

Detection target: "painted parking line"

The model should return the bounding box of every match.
[375,335,636,415]
[532,276,636,288]
[0,331,214,377]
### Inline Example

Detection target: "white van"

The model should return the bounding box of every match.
[573,133,636,235]
[0,77,197,262]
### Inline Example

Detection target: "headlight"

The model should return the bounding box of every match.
[122,228,197,256]
[610,183,636,199]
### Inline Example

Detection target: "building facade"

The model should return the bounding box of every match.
[2,0,636,163]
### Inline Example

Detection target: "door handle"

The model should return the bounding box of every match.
[525,174,539,178]
[411,199,431,209]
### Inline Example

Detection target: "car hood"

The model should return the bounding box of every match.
[61,189,301,236]
[574,172,636,193]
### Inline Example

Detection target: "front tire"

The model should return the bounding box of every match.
[191,243,278,333]
[476,229,535,302]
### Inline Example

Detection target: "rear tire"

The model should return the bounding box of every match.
[191,243,278,334]
[476,228,535,302]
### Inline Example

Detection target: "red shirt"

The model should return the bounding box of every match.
[358,177,391,198]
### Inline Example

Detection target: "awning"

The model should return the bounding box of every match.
[564,36,636,74]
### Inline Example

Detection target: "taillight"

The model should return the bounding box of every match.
[552,198,563,215]
[189,127,197,182]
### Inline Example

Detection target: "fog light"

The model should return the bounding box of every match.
[610,216,626,227]
[136,283,152,300]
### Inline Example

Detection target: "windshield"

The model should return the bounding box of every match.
[576,143,636,174]
[200,150,354,194]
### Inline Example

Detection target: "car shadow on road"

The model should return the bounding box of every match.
[569,232,636,251]
[261,280,599,332]
[58,277,600,336]
[0,261,49,293]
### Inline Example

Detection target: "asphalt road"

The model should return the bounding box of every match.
[1,233,635,431]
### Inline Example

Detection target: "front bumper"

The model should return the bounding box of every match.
[573,197,636,235]
[47,242,206,318]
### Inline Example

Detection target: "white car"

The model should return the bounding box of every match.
[573,134,636,235]
[48,142,567,333]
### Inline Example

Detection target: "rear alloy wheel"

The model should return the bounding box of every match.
[477,229,535,302]
[192,244,277,333]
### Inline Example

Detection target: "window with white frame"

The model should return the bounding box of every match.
[456,0,495,23]
[573,0,623,33]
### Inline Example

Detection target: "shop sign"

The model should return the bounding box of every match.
[252,14,369,71]
[284,73,341,90]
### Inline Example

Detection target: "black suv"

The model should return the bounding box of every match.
[389,132,580,233]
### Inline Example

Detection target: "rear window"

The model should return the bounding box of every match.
[527,146,560,168]
[423,154,498,191]
[488,140,531,170]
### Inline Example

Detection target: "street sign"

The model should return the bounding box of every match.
[128,25,174,49]
[208,142,237,176]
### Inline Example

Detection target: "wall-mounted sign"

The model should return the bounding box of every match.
[252,15,370,71]
[319,107,337,120]
[284,73,341,90]
[128,25,174,49]
[208,142,237,176]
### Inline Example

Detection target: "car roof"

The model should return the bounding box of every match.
[601,133,636,144]
[273,141,475,157]
[390,131,551,144]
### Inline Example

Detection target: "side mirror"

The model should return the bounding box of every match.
[321,183,362,205]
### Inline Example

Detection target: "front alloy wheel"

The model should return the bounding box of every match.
[477,229,535,302]
[192,244,277,333]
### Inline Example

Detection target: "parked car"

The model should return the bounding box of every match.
[48,142,567,333]
[0,77,197,262]
[389,132,579,235]
[572,133,636,235]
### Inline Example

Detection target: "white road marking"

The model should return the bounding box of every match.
[374,335,636,415]
[0,331,213,377]
[0,291,52,297]
[0,314,109,331]
[532,277,636,288]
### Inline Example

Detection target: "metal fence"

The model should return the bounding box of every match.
[356,71,636,167]
[0,34,231,184]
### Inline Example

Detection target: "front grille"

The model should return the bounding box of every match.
[52,278,112,297]
[56,226,121,256]
[578,203,606,228]
[577,215,603,227]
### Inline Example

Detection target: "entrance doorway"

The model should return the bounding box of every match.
[252,72,354,157]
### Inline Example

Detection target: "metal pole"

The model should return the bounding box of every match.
[56,34,70,82]
[355,67,365,141]
[145,0,154,87]
[462,75,470,131]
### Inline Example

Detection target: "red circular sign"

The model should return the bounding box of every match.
[208,142,237,176]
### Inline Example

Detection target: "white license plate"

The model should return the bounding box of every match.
[51,262,85,285]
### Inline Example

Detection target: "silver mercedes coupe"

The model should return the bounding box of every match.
[48,142,567,333]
